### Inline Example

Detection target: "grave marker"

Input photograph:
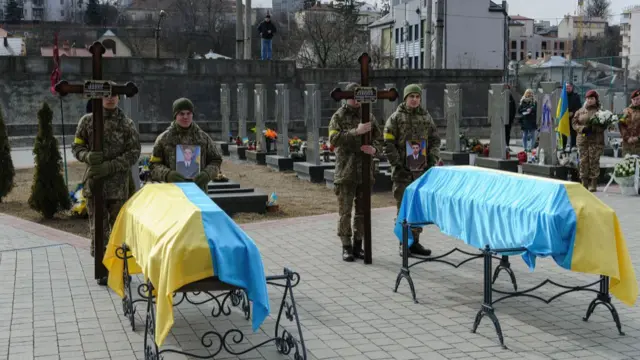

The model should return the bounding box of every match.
[235,83,248,160]
[247,84,270,165]
[440,84,469,165]
[266,84,294,171]
[54,41,139,283]
[218,84,231,156]
[475,84,519,172]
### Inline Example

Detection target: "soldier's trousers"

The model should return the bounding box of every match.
[86,197,126,258]
[578,142,603,181]
[392,180,423,243]
[334,183,365,247]
[622,142,640,157]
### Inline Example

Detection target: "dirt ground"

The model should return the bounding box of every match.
[0,158,396,239]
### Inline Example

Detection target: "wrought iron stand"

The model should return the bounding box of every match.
[115,245,307,360]
[394,221,625,348]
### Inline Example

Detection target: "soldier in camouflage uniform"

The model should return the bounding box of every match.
[72,93,141,271]
[619,89,640,157]
[572,90,604,192]
[149,98,223,191]
[328,83,383,262]
[383,84,440,257]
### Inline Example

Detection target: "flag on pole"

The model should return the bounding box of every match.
[50,32,60,95]
[556,82,571,149]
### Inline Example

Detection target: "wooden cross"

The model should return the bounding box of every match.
[54,41,139,282]
[330,53,399,265]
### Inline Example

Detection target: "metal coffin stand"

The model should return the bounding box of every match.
[393,221,625,349]
[116,245,307,360]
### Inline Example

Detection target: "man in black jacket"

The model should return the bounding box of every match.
[257,14,277,60]
[563,82,582,149]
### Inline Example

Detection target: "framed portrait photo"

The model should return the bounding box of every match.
[405,139,427,172]
[176,144,201,179]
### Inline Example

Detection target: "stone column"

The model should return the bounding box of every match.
[445,84,462,152]
[488,84,508,159]
[276,84,290,158]
[305,84,321,165]
[254,84,266,152]
[220,84,231,141]
[537,82,560,165]
[237,83,247,139]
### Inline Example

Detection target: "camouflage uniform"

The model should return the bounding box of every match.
[383,84,440,257]
[149,121,222,184]
[328,94,383,261]
[72,107,141,258]
[620,106,640,157]
[572,104,604,191]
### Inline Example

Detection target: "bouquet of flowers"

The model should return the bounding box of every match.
[588,110,618,129]
[613,154,639,196]
[289,137,302,148]
[264,128,277,140]
[614,156,637,178]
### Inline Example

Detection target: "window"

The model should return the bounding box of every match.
[60,9,64,16]
[401,28,404,42]
[541,42,547,50]
[407,27,412,41]
[408,57,412,68]
[561,52,565,57]
[559,42,564,50]
[520,40,524,49]
[535,51,539,58]
[395,28,399,43]
[414,25,418,40]
[400,58,404,67]
[420,51,424,68]
[414,56,419,69]
[520,51,524,60]
[511,52,517,60]
[395,58,399,68]
[511,40,517,49]
[60,0,63,4]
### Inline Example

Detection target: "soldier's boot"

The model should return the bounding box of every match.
[581,178,589,188]
[341,237,354,262]
[398,228,432,257]
[589,178,598,192]
[352,238,365,260]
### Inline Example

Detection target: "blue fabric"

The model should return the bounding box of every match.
[261,39,272,60]
[393,166,578,270]
[176,183,270,332]
[522,129,535,151]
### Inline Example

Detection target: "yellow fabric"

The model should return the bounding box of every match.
[328,130,338,136]
[74,137,85,145]
[149,156,162,163]
[383,132,395,140]
[103,183,215,347]
[565,184,638,306]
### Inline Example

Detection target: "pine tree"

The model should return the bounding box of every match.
[85,0,103,26]
[4,0,23,23]
[0,106,15,203]
[28,102,71,219]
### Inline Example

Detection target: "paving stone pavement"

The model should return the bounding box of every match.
[1,185,640,360]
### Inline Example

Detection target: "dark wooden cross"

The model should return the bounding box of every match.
[330,53,399,265]
[55,41,139,282]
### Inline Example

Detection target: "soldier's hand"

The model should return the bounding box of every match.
[355,122,372,135]
[360,145,376,155]
[194,172,211,192]
[166,171,185,183]
[87,163,111,180]
[85,151,104,165]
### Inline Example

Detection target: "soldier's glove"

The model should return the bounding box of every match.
[194,172,211,192]
[166,171,185,183]
[87,162,112,180]
[84,151,104,165]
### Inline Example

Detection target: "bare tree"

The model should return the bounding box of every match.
[586,0,610,19]
[293,10,367,68]
[162,0,235,58]
[369,44,393,69]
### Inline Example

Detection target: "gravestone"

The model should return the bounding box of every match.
[247,84,273,165]
[604,92,627,156]
[217,84,232,156]
[294,84,335,182]
[475,84,519,172]
[234,83,248,160]
[207,181,267,216]
[521,82,574,180]
[440,84,470,165]
[121,95,142,191]
[600,91,613,112]
[266,84,294,171]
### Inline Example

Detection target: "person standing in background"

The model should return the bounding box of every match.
[257,14,277,60]
[564,82,582,150]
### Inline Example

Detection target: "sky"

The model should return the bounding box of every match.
[252,0,636,25]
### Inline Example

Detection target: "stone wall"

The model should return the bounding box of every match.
[0,56,503,145]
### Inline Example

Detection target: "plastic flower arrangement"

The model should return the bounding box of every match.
[264,128,277,139]
[289,137,302,147]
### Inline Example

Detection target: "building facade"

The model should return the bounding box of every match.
[621,5,640,71]
[0,0,84,22]
[557,15,607,39]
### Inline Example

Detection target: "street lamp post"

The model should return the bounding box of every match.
[155,10,167,59]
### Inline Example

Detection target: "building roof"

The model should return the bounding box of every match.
[41,46,115,57]
[0,37,25,56]
[535,56,583,68]
[511,15,533,21]
[369,12,393,28]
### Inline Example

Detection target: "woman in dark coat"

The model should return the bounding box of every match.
[518,88,537,152]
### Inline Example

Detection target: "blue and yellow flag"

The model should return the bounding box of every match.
[556,82,571,148]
